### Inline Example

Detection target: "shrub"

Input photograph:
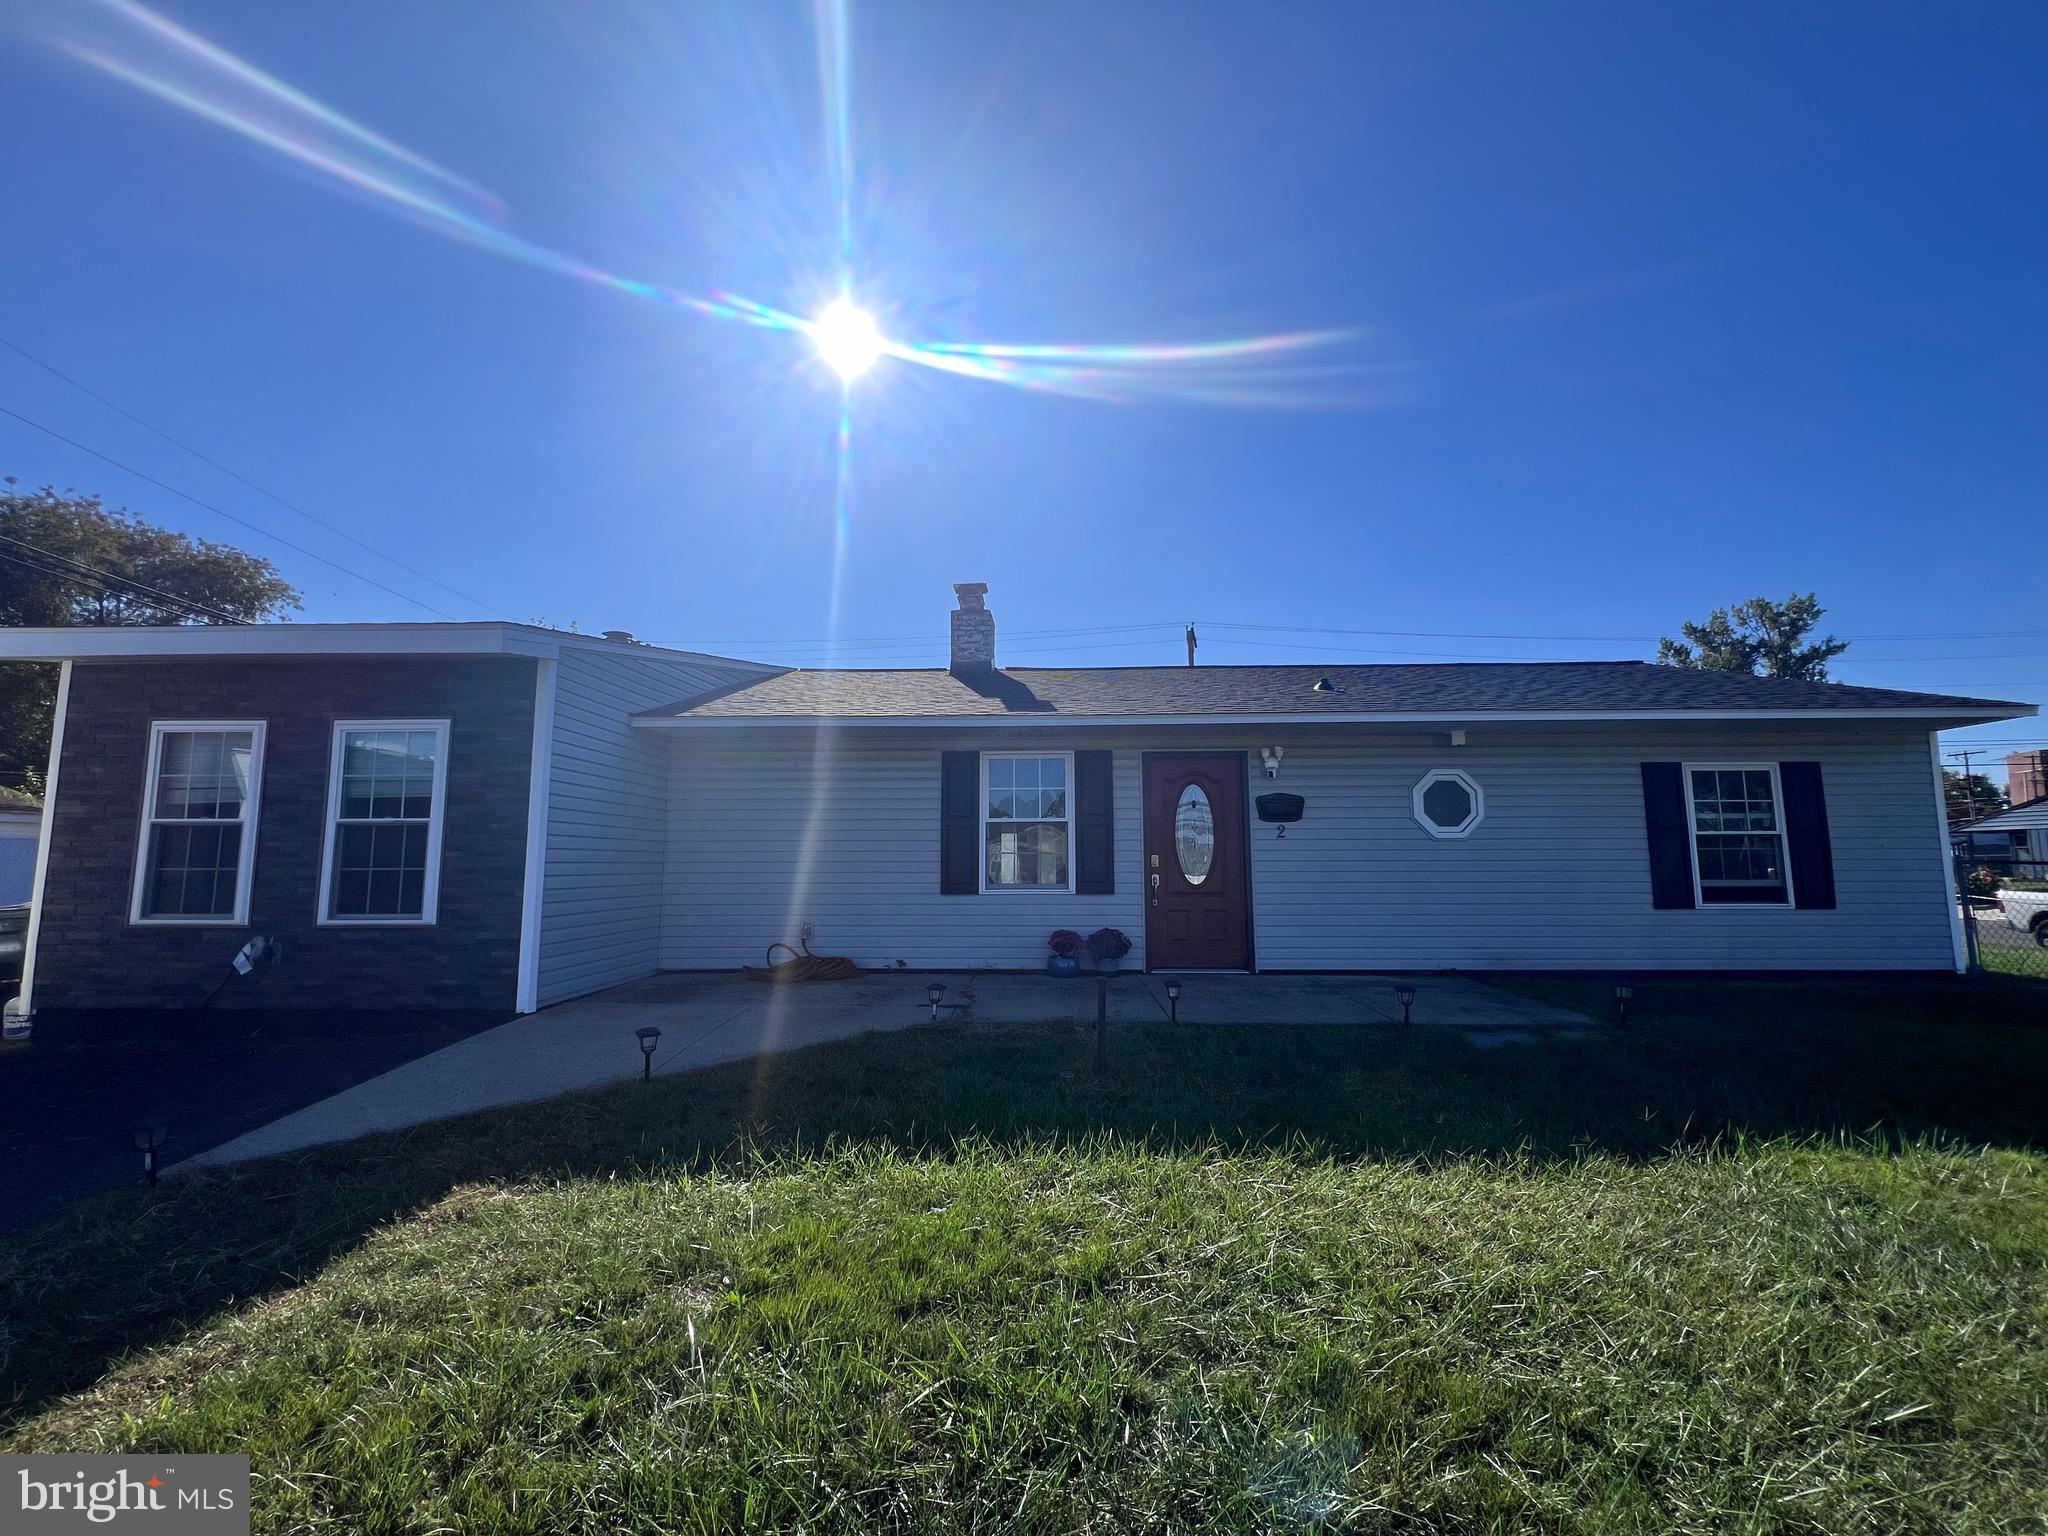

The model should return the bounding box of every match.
[1966,865,2003,897]
[1047,929,1082,957]
[1085,927,1132,962]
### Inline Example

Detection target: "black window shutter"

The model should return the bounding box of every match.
[939,751,979,895]
[1640,762,1696,910]
[1074,750,1114,894]
[1778,760,1837,910]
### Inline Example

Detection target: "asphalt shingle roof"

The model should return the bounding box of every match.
[1962,798,2048,832]
[641,662,2029,722]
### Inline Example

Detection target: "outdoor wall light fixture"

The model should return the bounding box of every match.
[132,1119,168,1187]
[1260,746,1284,779]
[1164,979,1182,1023]
[635,1026,662,1082]
[1614,985,1632,1025]
[926,982,945,1021]
[1394,985,1417,1025]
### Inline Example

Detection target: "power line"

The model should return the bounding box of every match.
[0,334,500,615]
[1198,620,1654,643]
[648,621,1180,650]
[1198,619,2048,646]
[0,529,247,624]
[0,547,228,625]
[644,617,2048,655]
[0,542,232,625]
[0,402,463,619]
[1834,654,2048,665]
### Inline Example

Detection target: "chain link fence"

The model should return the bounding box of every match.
[1957,855,2048,978]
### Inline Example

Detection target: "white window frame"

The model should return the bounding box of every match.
[978,750,1077,894]
[1681,760,1796,909]
[1412,768,1483,839]
[129,720,267,926]
[318,719,452,926]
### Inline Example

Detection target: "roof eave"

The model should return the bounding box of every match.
[0,624,778,670]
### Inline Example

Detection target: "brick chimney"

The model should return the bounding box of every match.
[950,583,995,674]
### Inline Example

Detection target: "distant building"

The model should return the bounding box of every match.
[0,788,42,907]
[1956,799,2048,865]
[2009,749,2047,808]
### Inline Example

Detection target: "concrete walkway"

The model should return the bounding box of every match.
[185,971,1594,1168]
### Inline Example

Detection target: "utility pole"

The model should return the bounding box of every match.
[1185,623,1197,667]
[1956,748,1980,828]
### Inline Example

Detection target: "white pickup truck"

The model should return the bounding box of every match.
[1992,888,2048,945]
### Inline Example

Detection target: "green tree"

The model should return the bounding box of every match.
[1944,769,2009,826]
[1656,593,1849,681]
[0,482,301,791]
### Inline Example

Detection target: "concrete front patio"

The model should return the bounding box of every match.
[185,971,1596,1168]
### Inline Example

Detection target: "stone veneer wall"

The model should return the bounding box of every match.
[35,656,536,1014]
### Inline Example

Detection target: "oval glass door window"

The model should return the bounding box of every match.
[1174,784,1215,884]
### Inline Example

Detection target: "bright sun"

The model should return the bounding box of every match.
[811,298,885,380]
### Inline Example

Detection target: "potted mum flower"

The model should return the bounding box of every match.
[1046,929,1083,978]
[1086,927,1132,974]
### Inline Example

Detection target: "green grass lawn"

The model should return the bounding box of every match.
[1975,920,2048,980]
[4,977,2046,1533]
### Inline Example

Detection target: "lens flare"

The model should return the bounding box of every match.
[38,0,1365,408]
[810,300,885,380]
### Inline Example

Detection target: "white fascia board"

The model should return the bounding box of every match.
[633,705,2036,730]
[0,624,516,659]
[0,623,774,672]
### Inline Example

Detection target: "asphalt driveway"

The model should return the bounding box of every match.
[0,1009,508,1233]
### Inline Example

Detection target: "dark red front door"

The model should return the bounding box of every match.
[1143,753,1250,969]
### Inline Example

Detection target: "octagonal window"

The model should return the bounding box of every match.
[1413,769,1483,839]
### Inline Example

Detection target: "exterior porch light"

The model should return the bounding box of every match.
[927,981,945,1021]
[635,1026,661,1082]
[132,1119,168,1187]
[1394,985,1416,1025]
[1614,985,1632,1025]
[1163,979,1181,1023]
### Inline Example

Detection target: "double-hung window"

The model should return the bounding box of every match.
[132,722,265,924]
[319,721,450,924]
[1684,764,1792,906]
[981,752,1073,892]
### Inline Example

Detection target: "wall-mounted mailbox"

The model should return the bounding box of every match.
[1255,792,1304,824]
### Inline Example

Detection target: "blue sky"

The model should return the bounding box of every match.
[2,2,2043,774]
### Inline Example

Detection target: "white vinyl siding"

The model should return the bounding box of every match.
[534,649,773,1006]
[1242,729,1945,970]
[666,734,1142,970]
[659,723,1955,973]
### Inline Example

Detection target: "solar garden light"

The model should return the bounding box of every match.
[1614,985,1632,1025]
[132,1119,168,1187]
[635,1026,661,1082]
[1394,984,1416,1025]
[926,981,945,1021]
[1163,979,1181,1024]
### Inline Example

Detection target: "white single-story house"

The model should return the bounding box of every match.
[1955,799,2048,866]
[0,583,2033,1022]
